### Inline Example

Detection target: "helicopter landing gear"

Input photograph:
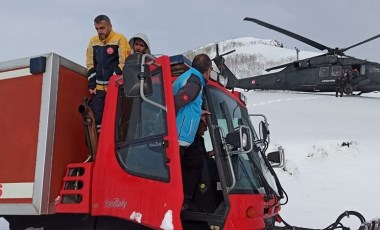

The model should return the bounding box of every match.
[343,84,353,95]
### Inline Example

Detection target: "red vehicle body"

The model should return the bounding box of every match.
[0,53,282,230]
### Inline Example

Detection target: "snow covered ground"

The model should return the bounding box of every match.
[2,90,379,229]
[0,218,8,230]
[246,90,380,229]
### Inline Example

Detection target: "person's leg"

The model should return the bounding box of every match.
[182,167,202,211]
[179,146,186,162]
[90,91,106,131]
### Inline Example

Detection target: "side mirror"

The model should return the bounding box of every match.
[267,147,285,168]
[225,130,240,150]
[225,125,253,154]
[122,53,153,97]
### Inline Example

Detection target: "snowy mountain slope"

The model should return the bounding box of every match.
[185,36,322,77]
[245,90,380,228]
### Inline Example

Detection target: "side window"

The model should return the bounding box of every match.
[369,64,380,73]
[360,65,366,75]
[319,67,329,77]
[115,68,169,182]
[331,66,342,77]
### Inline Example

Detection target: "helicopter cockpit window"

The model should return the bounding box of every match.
[331,66,342,77]
[369,64,380,73]
[319,67,329,77]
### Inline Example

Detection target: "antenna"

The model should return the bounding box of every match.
[295,47,300,61]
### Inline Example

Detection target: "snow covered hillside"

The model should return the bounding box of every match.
[245,90,380,228]
[185,37,321,77]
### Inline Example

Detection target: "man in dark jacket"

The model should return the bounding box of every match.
[86,15,131,131]
[335,72,344,97]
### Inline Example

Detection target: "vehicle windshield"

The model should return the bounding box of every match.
[206,86,279,195]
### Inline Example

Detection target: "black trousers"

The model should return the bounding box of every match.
[182,166,203,198]
[180,137,205,198]
[90,91,106,126]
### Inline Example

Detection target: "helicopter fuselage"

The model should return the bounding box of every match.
[241,17,380,95]
[238,56,380,94]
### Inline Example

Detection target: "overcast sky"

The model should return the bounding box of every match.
[1,0,379,66]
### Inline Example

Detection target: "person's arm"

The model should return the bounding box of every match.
[116,35,131,74]
[86,40,96,91]
[174,75,201,113]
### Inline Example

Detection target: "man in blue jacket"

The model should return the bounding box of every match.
[173,53,212,211]
[173,53,212,158]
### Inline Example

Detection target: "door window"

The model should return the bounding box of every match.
[115,68,169,182]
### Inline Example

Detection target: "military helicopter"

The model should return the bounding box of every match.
[231,17,380,95]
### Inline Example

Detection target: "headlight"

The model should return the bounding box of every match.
[242,132,248,148]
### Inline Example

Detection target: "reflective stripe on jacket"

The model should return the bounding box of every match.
[86,31,131,89]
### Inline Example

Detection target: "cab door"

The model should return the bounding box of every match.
[92,55,183,229]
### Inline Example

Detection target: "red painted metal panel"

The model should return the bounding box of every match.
[224,194,280,229]
[0,74,42,184]
[224,194,266,230]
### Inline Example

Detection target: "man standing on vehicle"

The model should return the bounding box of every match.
[86,15,131,132]
[173,54,212,158]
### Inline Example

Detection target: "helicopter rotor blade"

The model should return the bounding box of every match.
[265,53,327,72]
[220,49,236,57]
[341,34,380,52]
[244,17,330,52]
[265,62,293,72]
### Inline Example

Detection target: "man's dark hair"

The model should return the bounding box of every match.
[94,15,111,24]
[192,53,212,74]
